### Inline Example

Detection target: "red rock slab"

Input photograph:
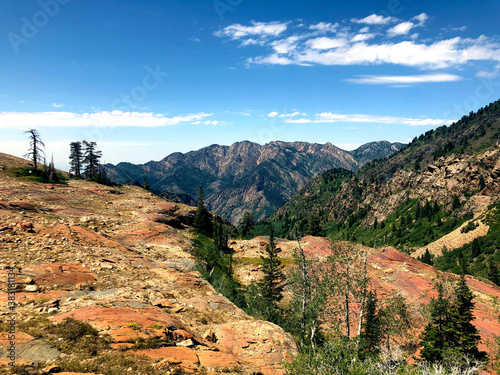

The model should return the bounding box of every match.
[51,305,183,341]
[19,264,97,286]
[69,225,129,251]
[302,236,335,257]
[0,291,71,304]
[197,350,242,369]
[214,320,297,370]
[132,346,198,363]
[132,346,199,372]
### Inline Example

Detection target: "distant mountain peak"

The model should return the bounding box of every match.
[107,140,405,224]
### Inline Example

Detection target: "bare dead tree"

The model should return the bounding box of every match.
[24,128,45,172]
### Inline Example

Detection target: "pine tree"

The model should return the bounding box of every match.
[82,141,102,179]
[142,178,150,191]
[238,211,255,239]
[193,185,212,237]
[420,279,486,363]
[453,275,486,361]
[69,141,83,178]
[24,129,45,173]
[258,226,285,308]
[488,262,500,286]
[306,213,324,236]
[420,283,455,362]
[359,290,382,358]
[452,194,461,210]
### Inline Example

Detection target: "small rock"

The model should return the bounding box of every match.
[47,307,59,314]
[176,339,194,347]
[203,329,216,342]
[25,285,39,292]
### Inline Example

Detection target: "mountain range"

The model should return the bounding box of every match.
[106,140,405,224]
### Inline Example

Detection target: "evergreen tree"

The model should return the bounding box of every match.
[420,249,433,265]
[359,290,382,358]
[306,213,324,236]
[142,177,150,191]
[420,279,486,363]
[452,194,461,210]
[238,211,255,239]
[193,185,212,237]
[258,226,285,309]
[420,283,455,362]
[488,262,500,286]
[69,141,83,177]
[453,275,486,361]
[82,141,102,179]
[24,128,45,173]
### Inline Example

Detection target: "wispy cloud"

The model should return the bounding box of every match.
[309,22,339,33]
[0,111,214,129]
[213,21,288,40]
[476,64,500,78]
[352,14,395,25]
[346,73,462,85]
[286,112,455,126]
[52,102,64,108]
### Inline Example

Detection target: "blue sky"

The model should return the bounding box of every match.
[1,0,499,169]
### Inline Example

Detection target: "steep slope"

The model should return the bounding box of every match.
[264,99,500,280]
[0,154,297,374]
[106,140,404,224]
[230,236,500,359]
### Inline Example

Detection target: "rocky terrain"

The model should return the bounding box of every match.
[105,140,405,224]
[0,152,297,375]
[1,150,500,374]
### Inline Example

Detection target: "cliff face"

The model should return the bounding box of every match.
[106,140,404,224]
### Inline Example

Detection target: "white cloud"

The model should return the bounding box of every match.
[388,21,415,37]
[271,36,300,54]
[309,22,339,33]
[307,37,348,50]
[476,64,500,78]
[359,27,370,33]
[217,19,500,70]
[352,14,395,25]
[214,21,288,40]
[279,111,305,118]
[413,13,429,25]
[346,73,462,85]
[268,111,279,118]
[249,54,296,65]
[52,103,64,108]
[351,33,375,42]
[251,36,500,69]
[0,111,214,129]
[286,112,455,126]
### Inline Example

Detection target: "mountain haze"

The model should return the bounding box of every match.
[106,140,405,224]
